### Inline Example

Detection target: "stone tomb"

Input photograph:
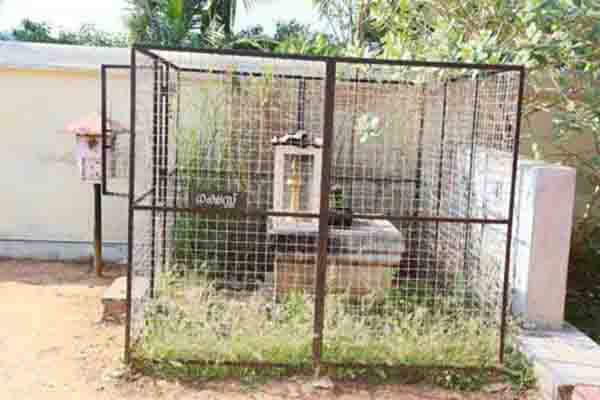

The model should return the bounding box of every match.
[268,217,404,295]
[268,141,405,296]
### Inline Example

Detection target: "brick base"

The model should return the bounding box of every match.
[559,385,600,400]
[573,386,600,400]
[274,254,394,296]
[102,300,127,322]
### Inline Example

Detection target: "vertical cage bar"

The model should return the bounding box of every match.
[156,64,165,200]
[101,65,108,194]
[463,79,480,271]
[347,71,359,210]
[124,48,137,364]
[414,87,425,217]
[297,79,305,131]
[172,70,181,235]
[434,83,448,259]
[149,59,159,299]
[499,68,526,363]
[312,60,336,366]
[160,65,170,268]
[93,183,103,276]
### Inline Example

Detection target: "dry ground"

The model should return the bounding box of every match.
[0,260,531,400]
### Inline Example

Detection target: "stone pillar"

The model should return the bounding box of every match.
[512,163,577,328]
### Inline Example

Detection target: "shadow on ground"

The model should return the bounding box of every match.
[0,259,126,285]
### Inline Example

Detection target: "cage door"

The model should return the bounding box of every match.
[101,64,131,197]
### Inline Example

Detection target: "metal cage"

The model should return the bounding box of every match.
[121,45,525,370]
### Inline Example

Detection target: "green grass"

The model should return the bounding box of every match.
[132,346,535,394]
[135,271,502,367]
[131,270,536,392]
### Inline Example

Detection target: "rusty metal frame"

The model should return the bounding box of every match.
[312,59,336,367]
[134,44,523,71]
[124,45,525,369]
[160,64,171,270]
[124,49,137,364]
[499,68,526,363]
[148,59,159,299]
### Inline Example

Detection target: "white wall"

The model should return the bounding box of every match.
[0,67,130,260]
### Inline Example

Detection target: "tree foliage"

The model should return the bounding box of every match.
[368,0,600,268]
[8,18,127,47]
[57,24,128,47]
[205,0,257,37]
[124,0,262,47]
[273,30,340,56]
[312,0,367,45]
[270,19,340,56]
[311,0,391,55]
[126,0,207,45]
[273,20,312,43]
[124,0,340,55]
[11,19,54,42]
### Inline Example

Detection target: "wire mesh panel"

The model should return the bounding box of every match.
[126,46,524,369]
[129,50,158,344]
[318,63,522,367]
[129,47,327,366]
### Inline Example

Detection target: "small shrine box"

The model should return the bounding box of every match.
[66,113,124,183]
[273,144,322,214]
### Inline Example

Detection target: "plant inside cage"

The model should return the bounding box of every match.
[170,82,261,286]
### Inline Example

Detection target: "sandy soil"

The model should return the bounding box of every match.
[0,260,531,400]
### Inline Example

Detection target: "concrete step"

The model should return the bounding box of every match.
[518,323,600,400]
[102,276,127,322]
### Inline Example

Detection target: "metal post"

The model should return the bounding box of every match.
[313,60,336,368]
[160,65,170,267]
[101,66,108,195]
[124,48,137,364]
[172,70,181,242]
[93,183,103,276]
[499,68,526,364]
[149,59,159,299]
